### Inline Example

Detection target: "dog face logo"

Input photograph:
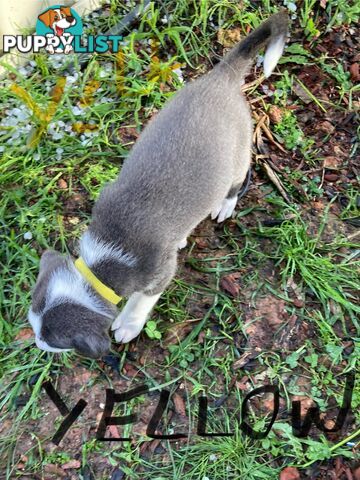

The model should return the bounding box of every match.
[36,5,83,54]
[38,7,76,37]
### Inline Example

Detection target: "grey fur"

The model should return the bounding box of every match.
[28,12,289,358]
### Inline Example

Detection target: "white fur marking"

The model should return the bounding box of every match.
[28,308,42,336]
[178,238,187,249]
[28,308,70,353]
[47,266,115,319]
[263,36,285,78]
[211,196,238,223]
[112,292,161,343]
[80,231,137,268]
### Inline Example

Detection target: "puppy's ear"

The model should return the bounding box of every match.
[73,331,110,359]
[38,9,55,27]
[39,249,63,271]
[60,7,72,16]
[32,250,67,312]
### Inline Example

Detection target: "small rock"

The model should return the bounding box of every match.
[324,173,339,182]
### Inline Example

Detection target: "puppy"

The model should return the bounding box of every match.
[28,13,289,358]
[38,7,76,54]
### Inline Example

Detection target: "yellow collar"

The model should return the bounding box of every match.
[74,257,122,305]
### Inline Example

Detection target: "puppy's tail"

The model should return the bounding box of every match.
[220,12,289,79]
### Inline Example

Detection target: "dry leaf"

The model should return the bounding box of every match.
[268,105,283,124]
[15,328,34,341]
[217,28,242,47]
[353,466,360,480]
[280,467,300,480]
[163,321,193,345]
[323,156,340,170]
[108,424,121,439]
[318,121,335,134]
[350,63,360,82]
[220,273,241,297]
[292,396,315,417]
[44,464,66,477]
[57,178,68,189]
[62,460,81,470]
[173,392,186,417]
[293,82,312,104]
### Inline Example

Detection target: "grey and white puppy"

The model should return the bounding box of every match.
[28,13,289,358]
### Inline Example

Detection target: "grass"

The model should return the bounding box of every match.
[0,0,359,479]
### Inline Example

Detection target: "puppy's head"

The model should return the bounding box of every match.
[28,250,116,358]
[38,7,76,34]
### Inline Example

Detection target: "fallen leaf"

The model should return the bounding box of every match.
[58,178,68,189]
[280,466,300,480]
[62,460,81,470]
[350,63,360,82]
[163,321,193,346]
[44,464,66,477]
[173,392,186,417]
[217,28,242,47]
[293,298,304,308]
[220,273,241,297]
[194,237,208,249]
[198,331,206,344]
[292,396,315,417]
[108,424,121,439]
[15,328,34,341]
[269,105,283,124]
[323,156,340,169]
[318,121,335,134]
[123,363,138,377]
[67,216,80,225]
[353,466,360,480]
[293,82,312,104]
[235,376,249,391]
[254,296,286,328]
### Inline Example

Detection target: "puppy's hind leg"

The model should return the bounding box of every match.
[211,166,252,223]
[211,196,238,223]
[178,238,188,249]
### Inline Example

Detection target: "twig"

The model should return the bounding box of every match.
[261,160,291,203]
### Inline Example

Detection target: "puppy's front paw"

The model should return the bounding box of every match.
[113,323,143,343]
[112,313,145,343]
